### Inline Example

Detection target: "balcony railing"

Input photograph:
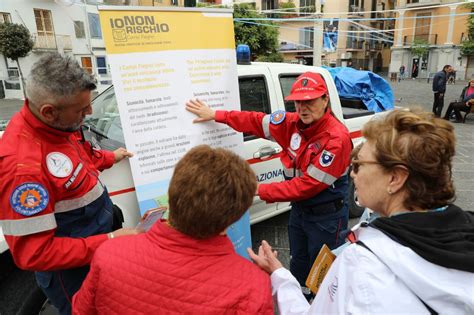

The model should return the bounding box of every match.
[33,33,72,51]
[346,40,364,50]
[7,69,19,79]
[368,41,384,51]
[403,34,438,46]
[402,0,440,8]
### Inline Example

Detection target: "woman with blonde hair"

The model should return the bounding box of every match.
[250,109,474,314]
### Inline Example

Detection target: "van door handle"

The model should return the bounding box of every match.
[253,146,282,159]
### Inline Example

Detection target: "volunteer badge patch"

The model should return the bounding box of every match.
[10,183,49,216]
[290,133,302,150]
[320,150,335,167]
[46,152,73,178]
[270,110,286,125]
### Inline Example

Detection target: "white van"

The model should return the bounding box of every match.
[86,62,381,228]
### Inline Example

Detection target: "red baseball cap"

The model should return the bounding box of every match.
[285,72,328,101]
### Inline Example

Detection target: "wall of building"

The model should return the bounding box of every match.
[390,2,469,79]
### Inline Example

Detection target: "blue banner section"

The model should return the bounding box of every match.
[227,211,252,260]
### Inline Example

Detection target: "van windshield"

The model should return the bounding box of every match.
[86,86,125,145]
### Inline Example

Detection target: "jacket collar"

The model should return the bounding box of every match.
[21,101,77,142]
[147,220,236,256]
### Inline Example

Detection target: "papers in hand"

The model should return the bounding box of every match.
[136,207,167,231]
[306,244,336,294]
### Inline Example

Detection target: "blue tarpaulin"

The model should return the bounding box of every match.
[324,67,394,113]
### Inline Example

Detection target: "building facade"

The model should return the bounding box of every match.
[270,0,395,72]
[0,0,121,99]
[390,0,470,80]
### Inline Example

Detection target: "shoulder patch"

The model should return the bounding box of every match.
[270,110,286,125]
[320,150,335,167]
[10,182,49,216]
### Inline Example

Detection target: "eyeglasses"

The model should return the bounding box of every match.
[351,159,382,174]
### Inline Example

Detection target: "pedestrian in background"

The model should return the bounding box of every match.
[186,72,352,298]
[249,108,474,315]
[73,145,274,315]
[398,65,405,82]
[411,60,419,79]
[0,54,141,315]
[432,64,453,117]
[444,79,474,123]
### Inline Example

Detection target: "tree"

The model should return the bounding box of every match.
[0,23,34,97]
[461,3,474,55]
[410,38,429,59]
[233,4,282,61]
[277,1,296,19]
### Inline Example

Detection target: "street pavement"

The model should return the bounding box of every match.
[251,77,474,271]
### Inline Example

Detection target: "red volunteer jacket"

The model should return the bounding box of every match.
[0,104,115,271]
[72,220,274,315]
[215,109,352,203]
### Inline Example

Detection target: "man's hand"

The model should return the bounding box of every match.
[113,147,133,163]
[108,227,144,239]
[185,99,216,123]
[247,240,283,274]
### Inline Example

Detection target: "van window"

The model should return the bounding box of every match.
[86,86,125,149]
[238,76,271,141]
[279,75,299,112]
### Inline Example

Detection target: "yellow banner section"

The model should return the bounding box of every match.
[99,10,235,54]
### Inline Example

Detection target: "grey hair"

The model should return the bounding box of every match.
[26,53,97,107]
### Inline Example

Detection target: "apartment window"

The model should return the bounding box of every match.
[300,27,314,49]
[262,0,277,11]
[0,12,11,23]
[81,57,93,74]
[34,9,54,37]
[300,0,315,12]
[415,12,431,42]
[74,21,85,38]
[96,56,107,75]
[88,13,102,39]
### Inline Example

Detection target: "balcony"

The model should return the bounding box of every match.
[368,41,384,51]
[33,33,72,51]
[346,40,365,50]
[401,0,441,9]
[403,34,438,46]
[7,68,19,79]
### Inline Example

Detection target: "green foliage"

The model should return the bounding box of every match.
[233,4,280,59]
[256,52,284,62]
[0,23,33,61]
[410,38,429,58]
[460,3,474,55]
[277,1,296,18]
[461,40,474,56]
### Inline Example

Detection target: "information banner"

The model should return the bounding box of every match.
[98,7,244,215]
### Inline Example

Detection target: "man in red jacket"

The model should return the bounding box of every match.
[0,54,142,315]
[72,145,274,314]
[186,72,352,296]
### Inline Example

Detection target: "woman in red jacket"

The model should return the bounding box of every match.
[72,145,273,315]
